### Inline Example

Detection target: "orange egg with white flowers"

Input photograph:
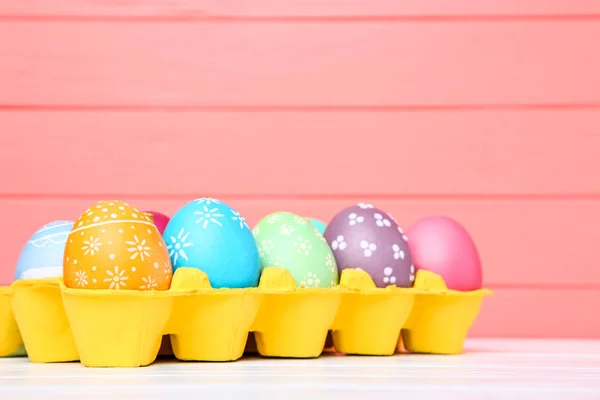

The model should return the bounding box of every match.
[63,200,173,291]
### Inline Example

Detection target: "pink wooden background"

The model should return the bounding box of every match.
[0,0,599,338]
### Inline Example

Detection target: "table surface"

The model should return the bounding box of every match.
[1,339,599,399]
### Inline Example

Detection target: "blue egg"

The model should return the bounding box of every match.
[309,218,327,235]
[14,220,74,281]
[163,198,260,289]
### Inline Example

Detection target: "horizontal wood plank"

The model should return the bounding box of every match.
[470,288,599,338]
[1,0,600,18]
[1,111,599,196]
[3,340,600,395]
[1,198,599,287]
[0,21,598,106]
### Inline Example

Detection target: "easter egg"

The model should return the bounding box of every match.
[406,215,482,291]
[253,212,338,288]
[324,203,414,288]
[163,198,260,289]
[145,211,170,235]
[308,218,327,235]
[14,220,74,280]
[63,200,172,291]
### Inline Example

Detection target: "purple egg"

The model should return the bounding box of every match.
[324,203,414,288]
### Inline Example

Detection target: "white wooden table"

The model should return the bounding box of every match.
[1,339,599,399]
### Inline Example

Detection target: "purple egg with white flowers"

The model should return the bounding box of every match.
[324,203,415,288]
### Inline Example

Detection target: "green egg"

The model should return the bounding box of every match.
[253,212,338,288]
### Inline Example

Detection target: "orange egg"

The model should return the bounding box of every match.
[63,200,172,291]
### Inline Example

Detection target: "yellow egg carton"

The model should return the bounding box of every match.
[0,286,23,357]
[0,268,491,366]
[399,271,492,355]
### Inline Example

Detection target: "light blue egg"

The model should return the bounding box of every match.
[14,220,74,281]
[309,218,327,235]
[163,198,260,289]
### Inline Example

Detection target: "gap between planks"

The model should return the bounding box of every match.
[2,193,600,201]
[2,14,600,22]
[3,104,600,112]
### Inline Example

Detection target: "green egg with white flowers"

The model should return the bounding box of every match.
[253,212,339,288]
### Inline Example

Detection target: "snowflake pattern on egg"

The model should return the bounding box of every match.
[166,228,194,265]
[194,197,221,206]
[81,236,102,256]
[231,209,249,229]
[194,205,224,228]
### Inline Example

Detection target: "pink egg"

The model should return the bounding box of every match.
[406,215,482,291]
[145,211,170,235]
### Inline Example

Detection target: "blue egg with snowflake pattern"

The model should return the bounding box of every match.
[14,220,75,281]
[163,198,260,288]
